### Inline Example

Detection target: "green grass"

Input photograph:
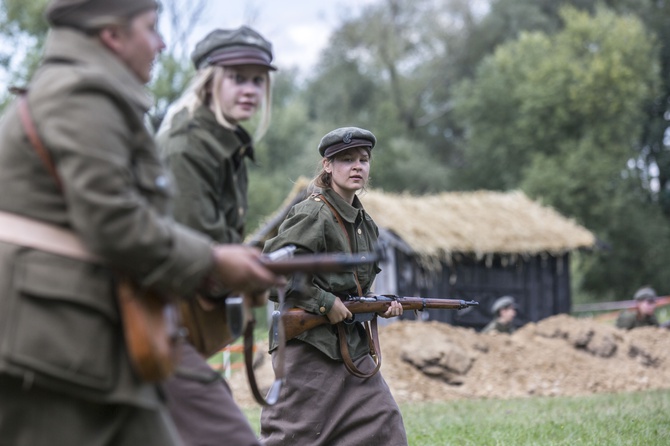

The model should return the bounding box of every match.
[243,389,670,445]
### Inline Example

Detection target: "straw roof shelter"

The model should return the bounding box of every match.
[250,179,597,330]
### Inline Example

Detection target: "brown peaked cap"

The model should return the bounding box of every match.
[45,0,159,29]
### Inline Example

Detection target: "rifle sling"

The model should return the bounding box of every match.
[245,287,287,405]
[317,193,381,378]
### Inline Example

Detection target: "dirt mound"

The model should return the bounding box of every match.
[228,314,670,408]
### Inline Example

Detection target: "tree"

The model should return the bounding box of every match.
[452,6,670,298]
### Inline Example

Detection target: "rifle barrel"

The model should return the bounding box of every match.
[260,251,379,275]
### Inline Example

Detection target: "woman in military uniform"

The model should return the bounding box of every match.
[157,26,276,446]
[260,127,408,446]
[0,3,282,445]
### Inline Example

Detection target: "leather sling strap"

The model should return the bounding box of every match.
[244,286,287,405]
[17,94,63,191]
[317,193,382,379]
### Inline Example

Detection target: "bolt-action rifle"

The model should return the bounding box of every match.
[278,295,479,341]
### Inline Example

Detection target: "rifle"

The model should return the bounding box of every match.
[226,245,383,406]
[279,295,479,341]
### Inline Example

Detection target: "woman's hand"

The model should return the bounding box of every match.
[378,300,403,318]
[327,298,353,324]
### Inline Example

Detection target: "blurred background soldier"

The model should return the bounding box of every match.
[482,295,517,334]
[616,286,660,330]
[158,26,277,446]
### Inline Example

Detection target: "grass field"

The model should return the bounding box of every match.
[243,389,670,445]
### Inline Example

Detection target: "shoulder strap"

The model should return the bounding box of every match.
[16,93,63,191]
[317,193,381,379]
[317,193,362,295]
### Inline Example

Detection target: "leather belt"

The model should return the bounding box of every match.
[0,210,99,263]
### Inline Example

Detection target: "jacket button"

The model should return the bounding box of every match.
[319,306,326,314]
[357,229,362,235]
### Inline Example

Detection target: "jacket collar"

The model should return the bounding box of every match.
[192,105,254,161]
[42,27,153,111]
[322,188,364,224]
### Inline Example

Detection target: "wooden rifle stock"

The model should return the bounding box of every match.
[281,295,479,341]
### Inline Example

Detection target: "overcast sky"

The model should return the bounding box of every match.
[172,0,378,75]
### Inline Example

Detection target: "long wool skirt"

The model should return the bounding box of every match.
[260,340,408,446]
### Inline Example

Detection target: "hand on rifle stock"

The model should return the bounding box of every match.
[211,244,286,294]
[327,298,352,324]
[378,299,403,318]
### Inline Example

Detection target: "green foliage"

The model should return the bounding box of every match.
[148,53,194,130]
[452,6,670,297]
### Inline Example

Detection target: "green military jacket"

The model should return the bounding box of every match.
[615,311,659,330]
[264,188,381,361]
[481,318,515,334]
[158,106,253,244]
[0,28,214,408]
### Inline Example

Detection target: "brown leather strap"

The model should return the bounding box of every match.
[337,318,382,379]
[317,194,363,295]
[244,286,287,405]
[17,94,63,191]
[318,193,381,378]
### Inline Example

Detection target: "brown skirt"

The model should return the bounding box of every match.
[162,342,260,446]
[260,341,408,446]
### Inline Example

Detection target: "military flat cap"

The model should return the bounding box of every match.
[318,127,376,158]
[633,286,657,301]
[46,0,158,29]
[191,26,276,71]
[491,295,516,314]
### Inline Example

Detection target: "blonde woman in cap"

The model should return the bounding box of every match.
[0,3,284,446]
[482,295,517,334]
[260,127,408,446]
[157,26,276,446]
[616,286,660,330]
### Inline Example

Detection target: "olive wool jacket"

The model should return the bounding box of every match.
[263,188,381,361]
[0,28,214,408]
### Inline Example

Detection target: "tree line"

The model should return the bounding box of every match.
[2,0,669,302]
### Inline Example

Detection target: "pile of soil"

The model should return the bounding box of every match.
[227,314,670,408]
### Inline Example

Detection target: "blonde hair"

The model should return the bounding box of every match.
[157,65,273,140]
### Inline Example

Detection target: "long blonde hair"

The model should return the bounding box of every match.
[157,65,273,140]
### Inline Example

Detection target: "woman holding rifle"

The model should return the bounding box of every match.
[260,127,408,446]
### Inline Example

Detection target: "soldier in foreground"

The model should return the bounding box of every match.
[0,1,282,445]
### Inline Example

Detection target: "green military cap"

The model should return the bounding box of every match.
[633,286,657,302]
[318,127,376,158]
[491,295,516,314]
[191,26,276,71]
[45,0,158,29]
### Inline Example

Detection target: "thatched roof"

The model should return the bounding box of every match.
[249,178,596,263]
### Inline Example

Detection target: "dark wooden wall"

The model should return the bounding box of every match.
[393,251,572,331]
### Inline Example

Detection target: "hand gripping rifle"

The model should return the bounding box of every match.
[225,244,383,406]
